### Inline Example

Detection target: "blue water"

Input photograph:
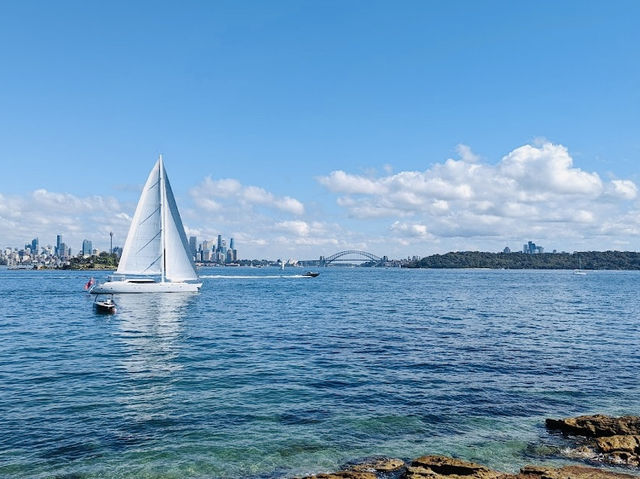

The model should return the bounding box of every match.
[1,267,639,478]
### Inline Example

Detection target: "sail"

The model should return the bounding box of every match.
[161,163,199,282]
[117,161,163,276]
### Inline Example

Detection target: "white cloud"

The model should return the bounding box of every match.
[0,190,129,250]
[390,221,432,239]
[500,143,602,196]
[318,142,639,250]
[456,144,480,163]
[190,176,304,215]
[274,220,311,237]
[608,179,638,200]
[317,170,381,195]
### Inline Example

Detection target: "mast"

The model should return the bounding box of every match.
[159,154,166,283]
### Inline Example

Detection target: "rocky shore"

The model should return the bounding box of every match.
[299,415,640,479]
[546,415,640,467]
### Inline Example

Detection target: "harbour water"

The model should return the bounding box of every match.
[1,267,639,478]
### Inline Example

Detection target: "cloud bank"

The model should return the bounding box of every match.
[318,142,640,250]
[2,142,638,258]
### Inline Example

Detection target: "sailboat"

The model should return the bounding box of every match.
[573,257,587,276]
[91,156,202,293]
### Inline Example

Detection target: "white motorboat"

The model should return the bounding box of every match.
[92,156,202,294]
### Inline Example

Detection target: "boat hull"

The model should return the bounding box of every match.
[91,281,202,294]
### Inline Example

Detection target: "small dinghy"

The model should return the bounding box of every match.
[303,271,320,278]
[94,294,117,314]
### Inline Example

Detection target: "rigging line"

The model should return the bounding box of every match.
[136,230,161,254]
[143,254,162,273]
[140,206,161,225]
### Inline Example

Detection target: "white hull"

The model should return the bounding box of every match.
[92,280,202,294]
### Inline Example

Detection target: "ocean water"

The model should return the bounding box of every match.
[1,267,640,478]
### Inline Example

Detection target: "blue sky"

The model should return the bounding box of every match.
[1,1,639,259]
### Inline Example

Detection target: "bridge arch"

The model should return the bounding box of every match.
[322,250,382,265]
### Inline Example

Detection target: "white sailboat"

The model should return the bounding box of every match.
[92,156,202,293]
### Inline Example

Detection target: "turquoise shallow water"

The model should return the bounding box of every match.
[1,267,640,478]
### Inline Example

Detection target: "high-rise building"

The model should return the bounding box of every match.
[189,236,197,259]
[217,235,222,251]
[31,238,39,255]
[229,238,235,250]
[82,239,93,256]
[523,241,543,254]
[56,234,62,257]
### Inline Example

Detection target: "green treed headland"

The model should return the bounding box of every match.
[405,251,640,270]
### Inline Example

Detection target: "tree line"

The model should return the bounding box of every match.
[405,251,640,270]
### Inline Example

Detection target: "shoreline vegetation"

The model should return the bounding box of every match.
[405,251,640,270]
[299,415,640,479]
[5,250,640,271]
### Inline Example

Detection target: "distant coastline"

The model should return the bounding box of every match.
[5,250,640,270]
[405,250,640,270]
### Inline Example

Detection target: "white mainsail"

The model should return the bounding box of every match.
[112,156,198,284]
[116,161,163,276]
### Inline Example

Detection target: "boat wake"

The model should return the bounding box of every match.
[200,274,310,279]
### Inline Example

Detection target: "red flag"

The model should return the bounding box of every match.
[84,277,95,290]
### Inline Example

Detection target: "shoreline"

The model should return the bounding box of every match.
[300,415,640,479]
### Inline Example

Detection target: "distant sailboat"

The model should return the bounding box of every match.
[573,257,587,276]
[92,156,202,293]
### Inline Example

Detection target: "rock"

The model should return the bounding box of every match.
[298,454,638,479]
[595,435,640,454]
[300,471,377,479]
[348,457,405,473]
[299,457,404,479]
[514,465,637,478]
[546,415,640,467]
[406,455,503,478]
[545,415,640,437]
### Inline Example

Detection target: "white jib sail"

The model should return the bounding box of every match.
[116,160,163,276]
[161,163,198,282]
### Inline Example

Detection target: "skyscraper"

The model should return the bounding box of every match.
[229,238,235,250]
[31,238,39,255]
[189,236,197,259]
[217,235,222,251]
[82,239,93,256]
[56,234,62,257]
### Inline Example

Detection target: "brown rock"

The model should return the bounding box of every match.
[513,465,637,478]
[348,457,405,473]
[545,415,640,438]
[407,455,503,478]
[595,435,640,454]
[300,471,377,479]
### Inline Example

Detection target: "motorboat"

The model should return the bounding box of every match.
[303,271,320,277]
[94,294,117,314]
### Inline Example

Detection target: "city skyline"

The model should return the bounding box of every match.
[1,2,639,258]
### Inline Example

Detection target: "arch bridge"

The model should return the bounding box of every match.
[321,250,382,266]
